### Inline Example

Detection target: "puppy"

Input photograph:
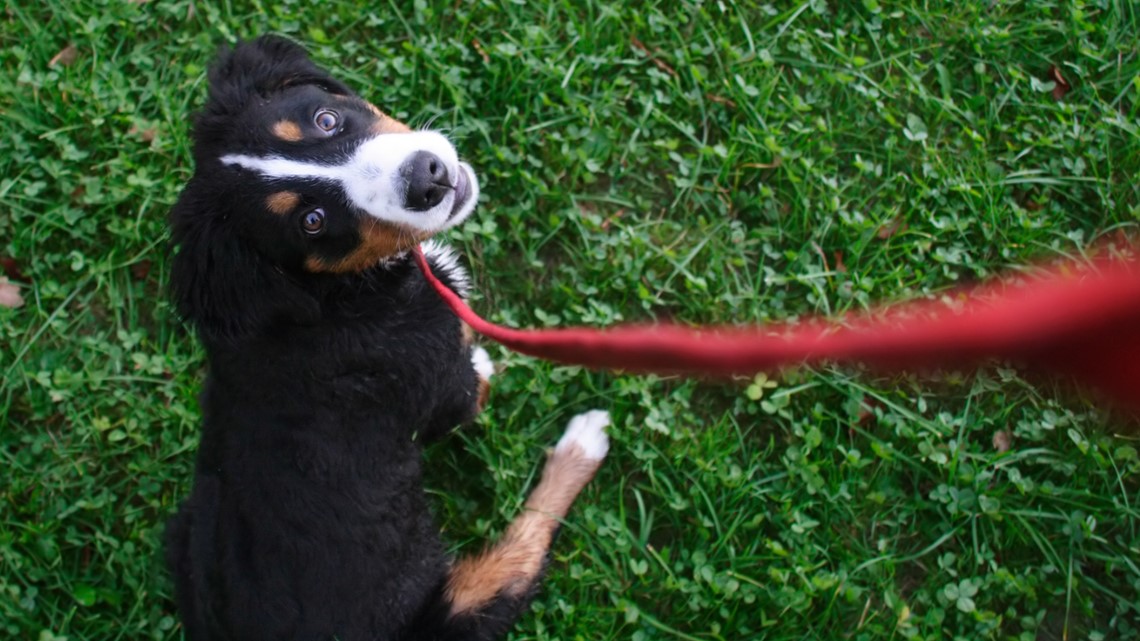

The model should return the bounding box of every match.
[166,35,609,641]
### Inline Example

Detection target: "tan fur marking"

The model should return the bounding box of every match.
[367,102,412,134]
[305,219,425,273]
[265,191,300,216]
[523,443,604,517]
[460,322,476,345]
[445,442,602,616]
[272,120,303,142]
[476,377,491,412]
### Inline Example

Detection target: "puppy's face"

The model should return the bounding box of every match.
[193,37,479,274]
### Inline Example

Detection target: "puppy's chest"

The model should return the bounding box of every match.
[338,291,467,368]
[317,297,472,410]
[328,327,469,406]
[203,307,471,472]
[208,270,478,437]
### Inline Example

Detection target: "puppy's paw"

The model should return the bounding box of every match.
[471,346,494,380]
[556,409,611,462]
[537,410,610,504]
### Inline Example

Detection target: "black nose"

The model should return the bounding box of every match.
[401,151,450,211]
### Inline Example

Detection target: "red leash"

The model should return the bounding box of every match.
[413,247,1140,414]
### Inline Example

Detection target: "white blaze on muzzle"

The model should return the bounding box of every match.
[220,131,480,232]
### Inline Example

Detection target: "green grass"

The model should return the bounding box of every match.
[2,1,1139,639]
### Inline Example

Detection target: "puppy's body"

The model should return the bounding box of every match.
[167,259,474,641]
[167,36,607,641]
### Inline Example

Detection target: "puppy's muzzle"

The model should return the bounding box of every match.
[401,151,450,211]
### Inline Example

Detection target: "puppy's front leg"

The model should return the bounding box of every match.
[439,410,611,638]
[469,342,494,413]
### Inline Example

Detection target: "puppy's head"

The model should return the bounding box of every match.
[190,35,479,272]
[171,36,479,339]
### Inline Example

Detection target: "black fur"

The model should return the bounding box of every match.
[166,36,538,641]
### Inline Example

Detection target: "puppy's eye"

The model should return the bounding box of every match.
[314,109,339,134]
[301,208,326,235]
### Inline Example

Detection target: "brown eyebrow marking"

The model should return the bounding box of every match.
[366,102,412,134]
[272,120,304,142]
[265,191,301,215]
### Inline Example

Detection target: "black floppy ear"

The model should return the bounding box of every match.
[169,184,321,343]
[189,36,353,161]
[203,35,351,117]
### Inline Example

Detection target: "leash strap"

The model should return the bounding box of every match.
[413,246,1140,414]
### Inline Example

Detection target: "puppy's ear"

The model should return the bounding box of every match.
[169,184,321,343]
[202,35,351,117]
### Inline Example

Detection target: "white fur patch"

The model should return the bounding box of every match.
[220,130,479,233]
[557,410,611,461]
[420,240,471,299]
[470,346,494,380]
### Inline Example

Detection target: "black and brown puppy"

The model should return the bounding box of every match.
[166,35,610,641]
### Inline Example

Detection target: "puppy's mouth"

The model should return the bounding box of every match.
[448,163,475,220]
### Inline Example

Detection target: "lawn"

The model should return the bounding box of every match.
[2,1,1139,639]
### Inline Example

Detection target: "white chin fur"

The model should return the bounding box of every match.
[220,130,479,234]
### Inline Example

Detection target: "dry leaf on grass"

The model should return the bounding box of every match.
[128,124,157,143]
[0,256,26,282]
[49,44,78,68]
[130,259,153,281]
[0,278,24,309]
[992,430,1012,453]
[630,36,677,77]
[705,93,737,109]
[834,251,847,274]
[877,217,907,240]
[471,39,490,64]
[1049,66,1071,100]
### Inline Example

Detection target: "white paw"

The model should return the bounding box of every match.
[556,410,611,461]
[471,346,494,380]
